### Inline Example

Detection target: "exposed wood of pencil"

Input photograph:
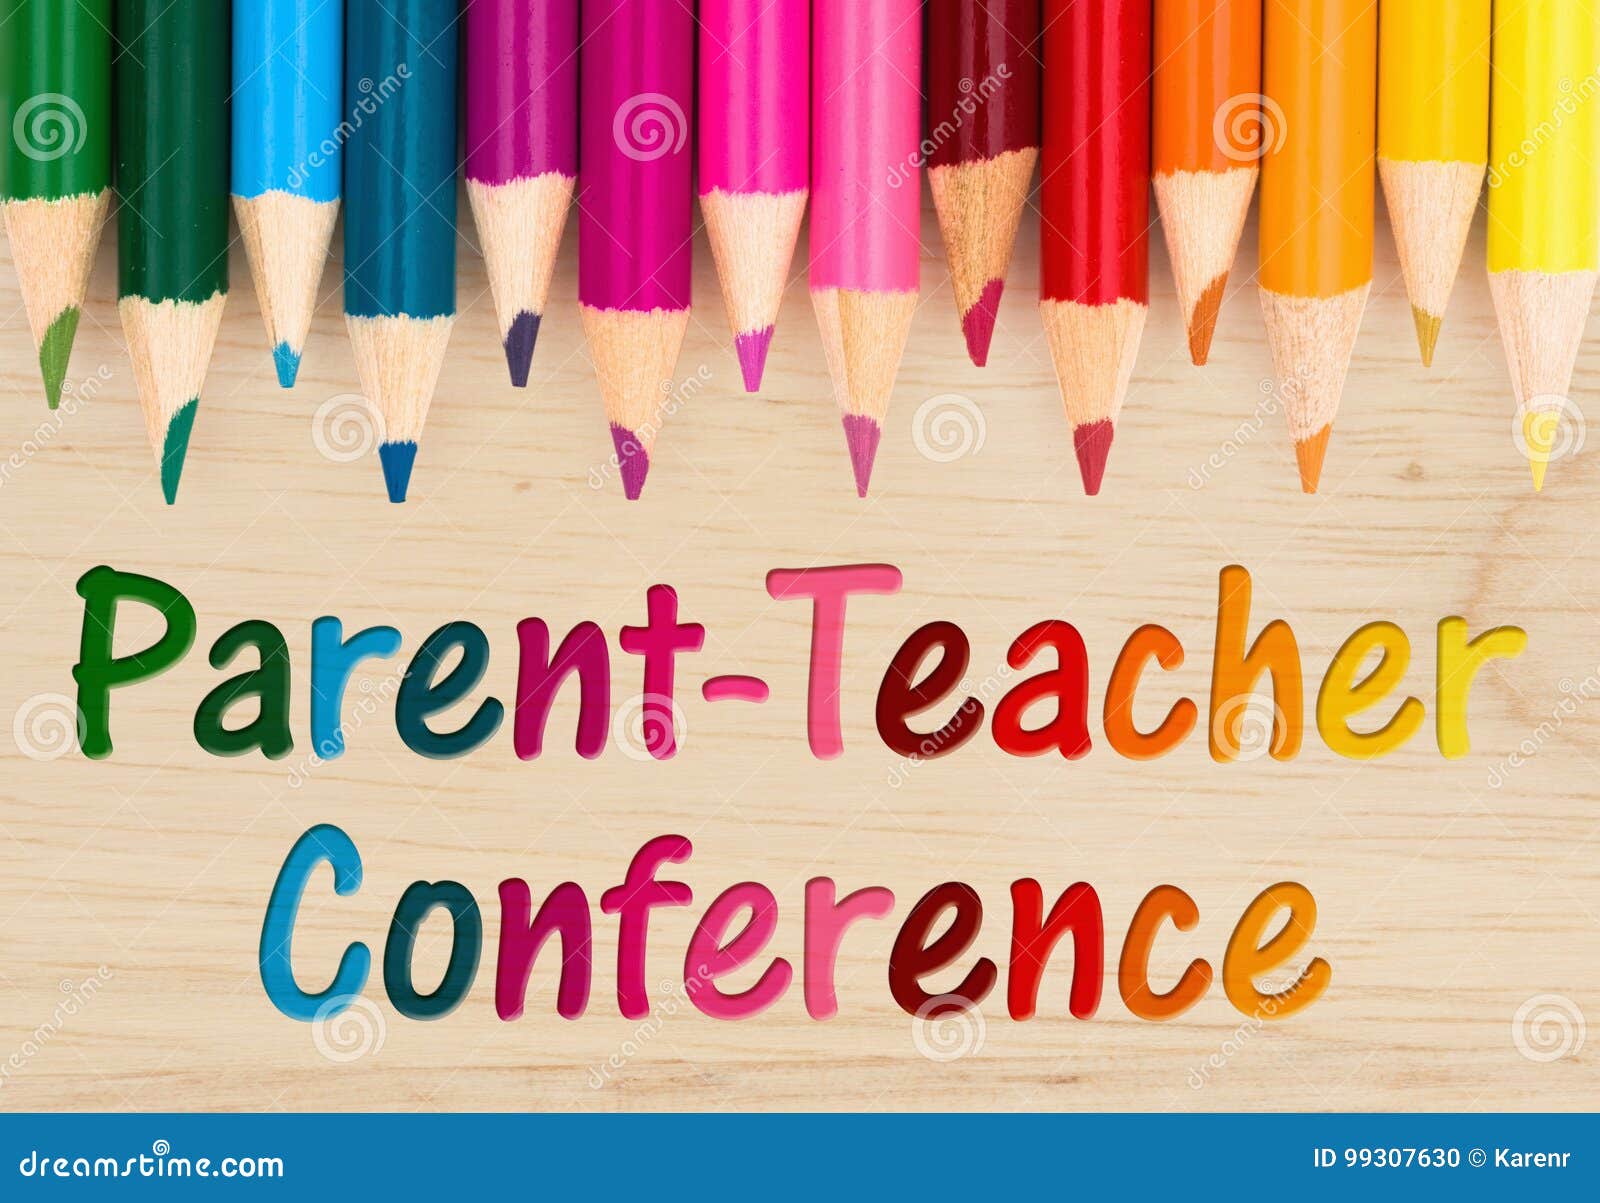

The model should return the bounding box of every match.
[579,304,690,501]
[1489,269,1598,492]
[1152,166,1257,366]
[701,187,808,374]
[928,148,1038,367]
[1040,296,1147,496]
[1,192,109,406]
[467,172,574,344]
[1259,284,1370,494]
[346,314,455,446]
[234,191,340,378]
[119,291,226,501]
[1379,159,1484,367]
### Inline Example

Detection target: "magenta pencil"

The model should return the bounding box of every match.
[465,0,578,388]
[698,0,810,393]
[811,0,923,497]
[579,0,693,501]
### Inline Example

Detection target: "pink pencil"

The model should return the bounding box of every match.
[579,0,693,500]
[699,0,810,393]
[811,0,922,497]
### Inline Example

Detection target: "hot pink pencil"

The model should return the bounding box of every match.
[699,0,810,393]
[579,0,693,500]
[811,0,922,497]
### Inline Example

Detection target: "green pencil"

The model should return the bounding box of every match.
[114,0,230,504]
[0,0,113,409]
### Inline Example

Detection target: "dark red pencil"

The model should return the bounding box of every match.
[927,0,1042,366]
[1040,0,1151,496]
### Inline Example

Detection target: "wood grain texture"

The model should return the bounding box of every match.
[0,184,1598,1113]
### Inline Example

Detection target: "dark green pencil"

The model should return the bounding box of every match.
[114,0,230,503]
[0,0,113,409]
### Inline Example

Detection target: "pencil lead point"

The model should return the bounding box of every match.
[735,326,775,393]
[273,342,302,389]
[1188,274,1228,366]
[610,423,650,500]
[1073,420,1114,496]
[160,399,199,505]
[505,311,541,388]
[841,413,881,498]
[1295,426,1331,494]
[961,279,1004,367]
[1412,306,1442,368]
[40,307,80,410]
[379,441,418,503]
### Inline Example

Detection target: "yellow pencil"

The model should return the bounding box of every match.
[1378,1,1489,367]
[1489,1,1600,492]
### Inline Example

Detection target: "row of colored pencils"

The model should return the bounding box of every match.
[0,2,1592,502]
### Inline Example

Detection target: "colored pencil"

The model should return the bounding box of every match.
[465,0,577,389]
[579,0,694,501]
[232,0,343,389]
[232,0,340,385]
[811,0,922,497]
[1259,0,1376,494]
[1489,1,1599,493]
[1040,0,1151,496]
[114,0,229,505]
[699,0,810,393]
[0,0,112,409]
[344,0,458,504]
[1153,0,1261,366]
[927,0,1041,368]
[1378,1,1489,368]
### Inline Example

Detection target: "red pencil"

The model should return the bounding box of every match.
[926,0,1042,367]
[1040,0,1151,496]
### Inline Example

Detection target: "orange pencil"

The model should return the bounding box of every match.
[1259,0,1376,493]
[1153,0,1262,366]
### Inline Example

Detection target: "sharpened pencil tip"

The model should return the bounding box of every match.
[1412,306,1442,368]
[160,398,199,505]
[1295,426,1331,494]
[40,307,80,410]
[379,441,418,503]
[1073,420,1114,496]
[1188,275,1227,367]
[1523,408,1556,493]
[735,326,775,393]
[273,342,302,389]
[505,311,541,388]
[610,423,650,500]
[961,279,1004,367]
[841,413,882,498]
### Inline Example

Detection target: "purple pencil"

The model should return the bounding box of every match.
[699,0,810,392]
[464,0,578,387]
[579,0,693,501]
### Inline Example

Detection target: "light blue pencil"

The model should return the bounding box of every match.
[232,0,344,388]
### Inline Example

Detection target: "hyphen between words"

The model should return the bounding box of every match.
[73,563,1526,764]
